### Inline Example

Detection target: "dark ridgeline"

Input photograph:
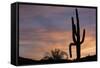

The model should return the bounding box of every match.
[18,49,70,65]
[69,9,86,61]
[18,55,97,65]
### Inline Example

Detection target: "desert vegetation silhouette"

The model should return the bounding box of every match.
[69,8,85,61]
[41,48,68,61]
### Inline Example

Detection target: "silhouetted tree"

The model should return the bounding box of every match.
[69,9,86,61]
[42,49,68,61]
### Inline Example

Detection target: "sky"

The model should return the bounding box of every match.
[19,4,96,60]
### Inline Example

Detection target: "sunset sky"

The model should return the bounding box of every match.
[19,4,96,60]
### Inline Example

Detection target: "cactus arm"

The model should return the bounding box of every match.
[73,22,77,36]
[71,17,77,43]
[69,43,76,58]
[72,17,77,35]
[80,29,85,44]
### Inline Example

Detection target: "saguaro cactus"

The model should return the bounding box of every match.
[69,9,85,60]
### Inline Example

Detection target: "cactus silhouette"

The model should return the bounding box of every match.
[69,9,85,60]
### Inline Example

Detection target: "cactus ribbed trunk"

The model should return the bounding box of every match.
[77,43,80,60]
[69,9,85,61]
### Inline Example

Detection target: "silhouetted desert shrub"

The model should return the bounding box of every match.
[41,48,68,61]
